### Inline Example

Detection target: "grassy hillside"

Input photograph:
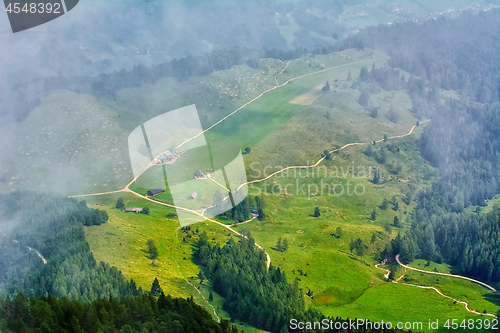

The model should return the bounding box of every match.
[400,260,500,316]
[0,49,385,196]
[329,283,485,333]
[10,43,493,332]
[84,192,265,333]
[84,71,483,333]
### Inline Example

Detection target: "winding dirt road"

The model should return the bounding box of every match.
[396,254,497,293]
[371,255,498,318]
[237,120,430,191]
[68,55,423,300]
[171,253,221,322]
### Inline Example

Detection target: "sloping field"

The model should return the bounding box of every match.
[289,84,324,105]
[327,283,483,332]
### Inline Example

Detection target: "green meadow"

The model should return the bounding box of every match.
[401,260,500,316]
[12,45,492,332]
[329,283,485,333]
[83,192,265,332]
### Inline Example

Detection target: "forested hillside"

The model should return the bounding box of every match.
[194,233,409,333]
[0,192,137,301]
[344,9,500,284]
[0,293,237,333]
[348,10,500,207]
[396,193,500,283]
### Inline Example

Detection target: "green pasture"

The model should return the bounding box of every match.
[328,283,485,333]
[401,260,500,316]
[83,192,266,332]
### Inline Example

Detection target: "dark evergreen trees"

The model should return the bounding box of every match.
[372,170,380,185]
[336,226,343,239]
[380,198,389,210]
[364,145,374,157]
[313,207,321,217]
[322,80,331,92]
[393,216,401,228]
[150,278,163,296]
[0,192,135,301]
[116,197,125,210]
[198,270,206,284]
[147,239,158,260]
[358,90,370,107]
[323,149,332,160]
[0,292,237,332]
[193,235,403,333]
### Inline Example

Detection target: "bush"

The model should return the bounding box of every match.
[116,197,125,210]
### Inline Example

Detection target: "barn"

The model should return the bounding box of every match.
[125,207,143,213]
[188,191,198,200]
[147,188,164,196]
[194,170,205,179]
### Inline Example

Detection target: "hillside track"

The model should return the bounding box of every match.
[371,255,498,318]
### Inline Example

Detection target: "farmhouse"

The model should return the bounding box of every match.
[188,191,198,200]
[125,207,143,213]
[154,150,180,164]
[147,188,164,196]
[194,170,206,179]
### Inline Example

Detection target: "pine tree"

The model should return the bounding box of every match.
[116,197,125,210]
[276,237,283,252]
[393,216,401,227]
[380,198,389,210]
[313,207,321,217]
[256,195,265,221]
[355,240,365,259]
[209,290,214,302]
[147,239,158,259]
[5,295,11,320]
[322,80,331,92]
[358,90,370,107]
[372,170,380,184]
[150,278,162,296]
[198,270,206,284]
[364,145,374,157]
[282,238,289,252]
[349,239,356,254]
[370,210,376,221]
[336,227,343,239]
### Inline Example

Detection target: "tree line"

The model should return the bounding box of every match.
[193,232,409,333]
[347,9,500,284]
[0,292,238,333]
[0,192,137,301]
